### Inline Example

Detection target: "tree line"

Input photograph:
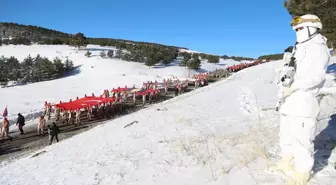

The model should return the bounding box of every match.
[0,22,186,50]
[284,0,336,47]
[179,52,202,70]
[0,22,256,66]
[258,0,335,61]
[51,32,254,70]
[258,53,283,60]
[0,55,74,85]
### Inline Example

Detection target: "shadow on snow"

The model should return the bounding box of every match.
[313,113,336,175]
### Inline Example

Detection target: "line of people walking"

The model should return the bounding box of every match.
[1,113,60,145]
[1,113,25,141]
[37,116,61,145]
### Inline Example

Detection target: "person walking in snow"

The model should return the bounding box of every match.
[87,106,93,121]
[270,14,330,185]
[43,101,48,115]
[55,107,61,121]
[48,122,60,145]
[46,103,52,120]
[16,113,25,135]
[37,116,46,136]
[98,103,106,119]
[132,91,137,104]
[194,79,199,89]
[142,93,146,105]
[164,82,168,94]
[60,109,65,123]
[75,109,81,126]
[174,84,179,96]
[68,110,74,124]
[149,90,154,104]
[1,118,13,141]
[104,102,112,119]
[122,91,128,103]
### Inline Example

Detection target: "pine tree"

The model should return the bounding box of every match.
[207,55,220,64]
[180,59,188,67]
[64,58,74,72]
[85,50,92,58]
[221,55,229,59]
[6,56,20,80]
[0,56,7,82]
[162,55,172,65]
[21,55,34,81]
[283,0,336,46]
[123,53,132,61]
[40,57,56,79]
[100,51,106,58]
[22,54,34,67]
[115,49,123,58]
[53,57,65,77]
[70,32,88,49]
[107,50,114,58]
[145,57,157,68]
[187,58,201,70]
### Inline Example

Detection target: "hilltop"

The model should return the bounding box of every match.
[0,22,255,62]
[0,22,185,49]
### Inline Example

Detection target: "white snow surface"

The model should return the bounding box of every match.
[1,56,336,185]
[179,48,201,54]
[0,44,239,122]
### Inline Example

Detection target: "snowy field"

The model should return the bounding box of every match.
[0,44,244,123]
[0,56,336,185]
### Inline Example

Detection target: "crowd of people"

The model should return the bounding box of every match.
[50,77,192,125]
[1,60,266,146]
[1,113,25,141]
[1,113,60,145]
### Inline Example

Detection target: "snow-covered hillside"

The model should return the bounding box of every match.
[1,57,335,185]
[0,44,243,122]
[179,48,201,54]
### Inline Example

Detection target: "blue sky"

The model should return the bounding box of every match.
[1,0,295,58]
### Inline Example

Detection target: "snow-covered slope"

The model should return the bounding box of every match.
[1,57,336,185]
[179,48,201,54]
[178,49,252,65]
[0,44,241,122]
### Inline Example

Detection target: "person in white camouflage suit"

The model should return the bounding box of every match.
[271,14,331,185]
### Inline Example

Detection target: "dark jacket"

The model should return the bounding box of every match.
[17,115,25,126]
[49,124,60,136]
